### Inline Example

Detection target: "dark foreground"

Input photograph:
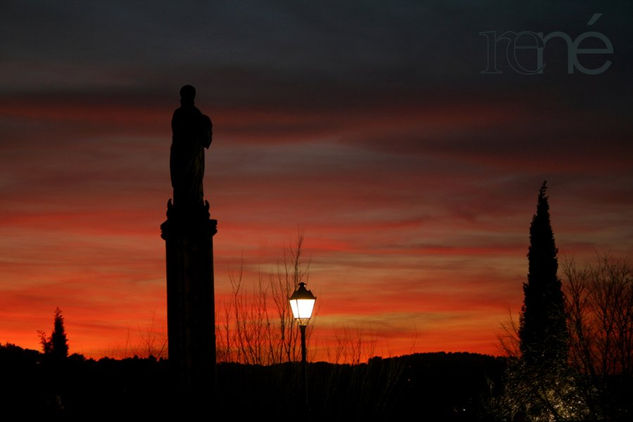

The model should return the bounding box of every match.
[0,345,506,420]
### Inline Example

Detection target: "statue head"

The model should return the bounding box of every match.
[180,85,196,106]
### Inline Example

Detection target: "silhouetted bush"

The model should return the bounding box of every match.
[38,307,69,360]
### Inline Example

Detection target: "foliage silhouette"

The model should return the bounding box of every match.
[39,307,69,360]
[496,183,587,422]
[519,181,569,367]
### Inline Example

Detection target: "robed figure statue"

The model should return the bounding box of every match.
[163,84,217,394]
[170,85,212,209]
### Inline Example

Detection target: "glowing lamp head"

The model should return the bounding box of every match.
[289,282,316,326]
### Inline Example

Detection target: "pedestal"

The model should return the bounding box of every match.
[161,200,216,392]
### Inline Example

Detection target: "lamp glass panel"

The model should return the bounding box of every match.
[290,298,315,320]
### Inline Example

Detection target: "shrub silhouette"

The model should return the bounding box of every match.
[39,307,69,359]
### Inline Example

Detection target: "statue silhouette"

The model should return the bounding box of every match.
[170,85,212,208]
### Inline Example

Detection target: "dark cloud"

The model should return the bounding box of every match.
[3,1,630,101]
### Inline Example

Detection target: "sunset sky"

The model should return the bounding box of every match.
[1,1,632,360]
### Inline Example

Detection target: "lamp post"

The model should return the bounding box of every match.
[289,282,316,410]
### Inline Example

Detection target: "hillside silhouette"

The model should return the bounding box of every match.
[0,344,504,420]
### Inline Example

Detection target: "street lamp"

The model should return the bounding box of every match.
[289,282,316,410]
[289,282,316,361]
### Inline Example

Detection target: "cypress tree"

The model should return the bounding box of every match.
[519,181,569,367]
[50,307,69,359]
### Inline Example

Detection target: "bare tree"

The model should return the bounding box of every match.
[136,312,167,359]
[497,309,521,358]
[563,255,633,420]
[328,326,376,365]
[270,233,310,363]
[216,234,313,365]
[564,255,633,379]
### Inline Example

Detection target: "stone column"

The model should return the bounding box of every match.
[161,200,216,392]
